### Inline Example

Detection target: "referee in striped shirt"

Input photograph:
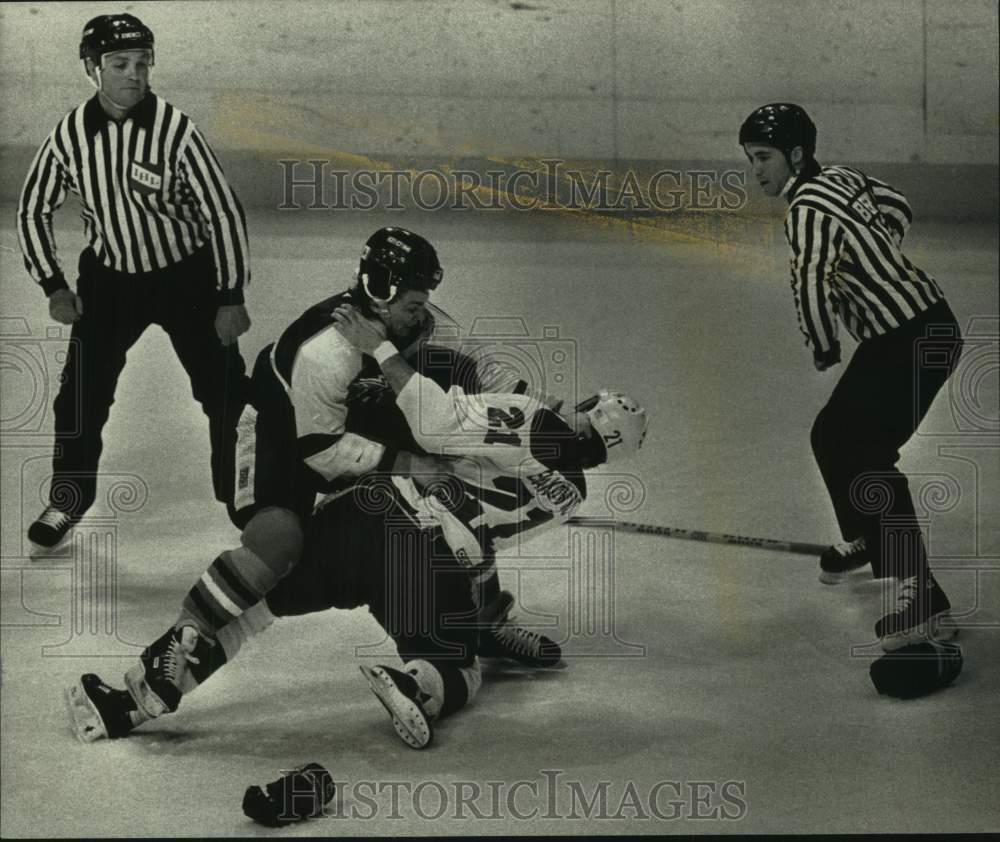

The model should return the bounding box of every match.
[17,14,251,547]
[740,103,963,650]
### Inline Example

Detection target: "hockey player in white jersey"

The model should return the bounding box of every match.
[332,300,645,604]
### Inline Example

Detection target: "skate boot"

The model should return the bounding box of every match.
[479,620,562,667]
[819,536,869,584]
[876,574,958,652]
[359,665,433,749]
[65,673,138,742]
[28,505,77,548]
[124,624,212,718]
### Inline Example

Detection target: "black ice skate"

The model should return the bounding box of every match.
[65,673,137,742]
[479,620,562,667]
[819,536,870,584]
[28,505,77,548]
[876,574,958,652]
[125,624,208,718]
[359,664,433,749]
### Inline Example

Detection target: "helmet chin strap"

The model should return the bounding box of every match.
[360,270,398,307]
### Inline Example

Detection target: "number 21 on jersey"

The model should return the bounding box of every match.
[484,406,525,446]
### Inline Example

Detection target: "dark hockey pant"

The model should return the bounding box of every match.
[810,299,963,580]
[266,480,480,714]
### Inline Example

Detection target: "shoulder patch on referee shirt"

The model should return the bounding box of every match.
[850,189,878,224]
[130,160,163,194]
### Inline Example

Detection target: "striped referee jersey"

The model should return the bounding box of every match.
[784,165,943,355]
[17,93,249,301]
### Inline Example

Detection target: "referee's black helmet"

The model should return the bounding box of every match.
[80,14,154,63]
[739,103,816,159]
[358,228,442,304]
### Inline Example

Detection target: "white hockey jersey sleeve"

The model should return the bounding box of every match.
[393,370,585,562]
[395,370,541,463]
[287,329,388,482]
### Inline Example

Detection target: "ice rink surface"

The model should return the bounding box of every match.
[2,205,998,836]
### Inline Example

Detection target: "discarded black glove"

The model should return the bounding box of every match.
[869,641,963,699]
[242,762,335,827]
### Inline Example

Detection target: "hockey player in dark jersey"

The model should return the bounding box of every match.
[228,226,450,530]
[66,360,648,748]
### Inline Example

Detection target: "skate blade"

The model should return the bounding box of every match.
[818,563,868,585]
[881,611,960,652]
[28,530,74,556]
[359,666,432,750]
[479,648,562,668]
[64,681,108,743]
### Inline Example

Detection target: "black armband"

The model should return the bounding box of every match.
[41,274,70,297]
[813,343,841,367]
[217,286,245,306]
[377,444,399,473]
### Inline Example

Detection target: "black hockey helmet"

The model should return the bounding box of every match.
[80,14,154,64]
[358,227,442,304]
[739,103,816,159]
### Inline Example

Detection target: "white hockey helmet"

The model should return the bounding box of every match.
[577,390,648,464]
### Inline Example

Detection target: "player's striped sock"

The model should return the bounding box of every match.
[216,600,277,661]
[179,547,278,635]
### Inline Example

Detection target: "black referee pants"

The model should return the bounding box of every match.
[810,299,963,580]
[49,247,249,518]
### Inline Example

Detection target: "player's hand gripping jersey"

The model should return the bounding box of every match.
[388,371,586,567]
[268,294,529,492]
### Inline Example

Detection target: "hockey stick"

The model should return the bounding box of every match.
[566,517,827,557]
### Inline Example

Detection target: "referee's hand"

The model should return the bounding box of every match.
[48,289,83,324]
[215,304,251,346]
[813,344,841,372]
